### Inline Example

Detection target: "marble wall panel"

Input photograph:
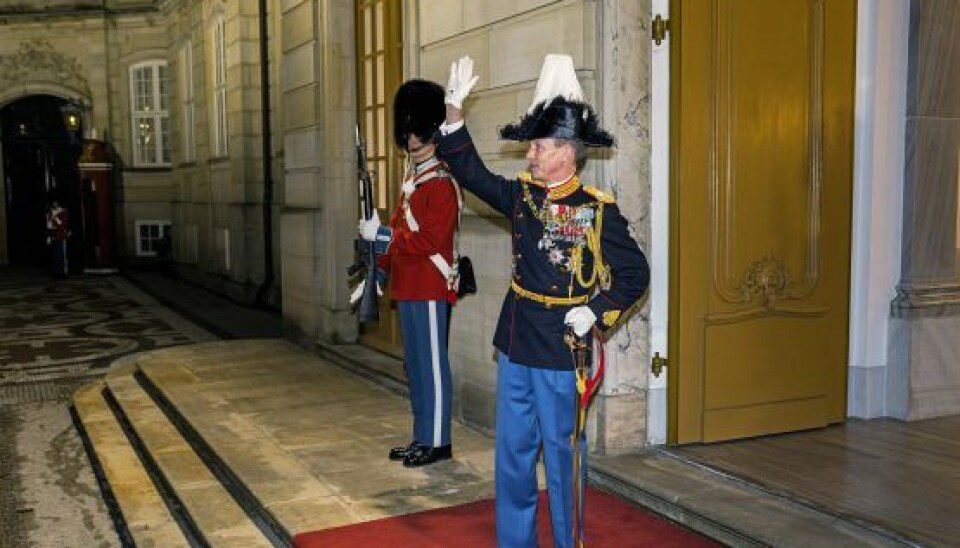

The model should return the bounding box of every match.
[902,117,960,282]
[913,0,960,118]
[892,314,960,420]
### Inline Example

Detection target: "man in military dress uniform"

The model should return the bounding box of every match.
[437,55,650,547]
[356,79,460,467]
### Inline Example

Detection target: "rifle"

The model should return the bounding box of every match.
[348,125,380,323]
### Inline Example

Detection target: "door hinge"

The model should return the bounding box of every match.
[652,14,670,46]
[651,352,668,377]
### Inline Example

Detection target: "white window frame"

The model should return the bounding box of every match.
[129,60,171,167]
[179,41,196,163]
[211,15,228,157]
[135,220,172,257]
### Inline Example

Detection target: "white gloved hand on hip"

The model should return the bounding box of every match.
[564,306,597,338]
[445,56,479,109]
[358,211,381,241]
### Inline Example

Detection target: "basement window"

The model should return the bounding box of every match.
[135,220,172,257]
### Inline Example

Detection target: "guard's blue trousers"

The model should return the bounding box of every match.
[398,300,452,448]
[495,352,586,548]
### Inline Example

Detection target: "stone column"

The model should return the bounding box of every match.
[888,0,960,420]
[590,0,652,455]
[279,0,358,345]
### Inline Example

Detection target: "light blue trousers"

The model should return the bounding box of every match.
[495,352,586,548]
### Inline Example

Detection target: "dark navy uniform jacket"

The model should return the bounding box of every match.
[439,126,650,370]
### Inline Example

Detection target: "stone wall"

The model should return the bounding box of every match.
[413,0,653,453]
[279,0,358,344]
[888,0,960,420]
[159,0,282,304]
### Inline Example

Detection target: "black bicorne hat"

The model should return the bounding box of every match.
[499,96,614,147]
[393,79,446,149]
[498,54,614,148]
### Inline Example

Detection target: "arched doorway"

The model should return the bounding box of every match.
[1,95,84,271]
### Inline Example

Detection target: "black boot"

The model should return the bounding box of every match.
[403,444,452,467]
[389,441,423,461]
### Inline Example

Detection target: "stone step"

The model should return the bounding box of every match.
[136,358,341,538]
[72,381,190,548]
[76,339,498,547]
[104,370,275,547]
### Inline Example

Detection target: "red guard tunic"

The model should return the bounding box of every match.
[378,158,459,302]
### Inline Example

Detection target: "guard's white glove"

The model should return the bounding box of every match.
[445,56,479,109]
[349,279,383,305]
[358,211,381,241]
[564,306,597,338]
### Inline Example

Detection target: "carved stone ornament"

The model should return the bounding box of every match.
[742,256,790,307]
[0,38,91,96]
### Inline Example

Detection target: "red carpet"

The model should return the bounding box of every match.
[293,487,717,547]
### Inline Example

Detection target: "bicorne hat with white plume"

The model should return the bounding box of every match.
[393,79,446,149]
[499,54,614,148]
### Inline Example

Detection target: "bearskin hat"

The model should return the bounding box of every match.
[499,54,614,148]
[393,79,446,149]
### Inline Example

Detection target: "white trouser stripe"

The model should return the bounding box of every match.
[428,301,442,446]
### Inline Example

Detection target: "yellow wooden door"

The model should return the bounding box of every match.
[669,0,856,443]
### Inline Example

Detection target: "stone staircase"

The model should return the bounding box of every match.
[70,339,497,547]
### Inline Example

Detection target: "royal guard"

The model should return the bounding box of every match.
[355,78,461,467]
[46,201,70,278]
[437,55,650,547]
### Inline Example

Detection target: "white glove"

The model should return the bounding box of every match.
[358,211,381,241]
[349,279,383,305]
[564,306,597,338]
[445,56,479,109]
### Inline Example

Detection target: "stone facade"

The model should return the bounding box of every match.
[159,0,282,304]
[887,0,960,420]
[0,0,281,304]
[0,0,657,453]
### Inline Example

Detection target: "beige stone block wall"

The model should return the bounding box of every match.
[281,209,321,341]
[413,0,652,453]
[279,0,358,344]
[156,0,283,303]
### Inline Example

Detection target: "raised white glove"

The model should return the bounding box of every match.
[358,211,381,241]
[349,279,383,305]
[564,306,597,338]
[445,56,479,109]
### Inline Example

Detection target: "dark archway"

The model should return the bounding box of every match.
[1,95,83,271]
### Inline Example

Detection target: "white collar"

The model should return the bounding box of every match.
[546,172,576,189]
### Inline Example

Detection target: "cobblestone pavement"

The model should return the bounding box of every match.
[0,269,214,548]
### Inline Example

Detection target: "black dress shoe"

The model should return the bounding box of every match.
[403,444,452,467]
[389,441,422,461]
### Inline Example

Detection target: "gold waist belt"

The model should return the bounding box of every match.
[510,280,589,307]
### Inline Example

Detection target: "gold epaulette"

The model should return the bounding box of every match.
[583,185,614,204]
